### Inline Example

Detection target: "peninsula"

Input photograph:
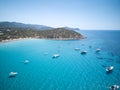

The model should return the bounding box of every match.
[0,22,84,42]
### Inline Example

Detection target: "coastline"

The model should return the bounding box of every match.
[0,37,85,43]
[0,37,36,43]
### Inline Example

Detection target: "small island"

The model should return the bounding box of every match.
[0,22,84,42]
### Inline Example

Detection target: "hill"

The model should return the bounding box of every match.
[37,28,84,39]
[0,22,53,30]
[63,27,80,31]
[0,22,84,41]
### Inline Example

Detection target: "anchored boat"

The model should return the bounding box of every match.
[106,66,114,72]
[74,48,80,51]
[81,50,87,54]
[9,72,18,77]
[109,85,119,90]
[24,60,29,64]
[52,54,60,58]
[96,48,101,52]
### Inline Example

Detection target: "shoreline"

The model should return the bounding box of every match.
[0,37,85,43]
[0,38,35,43]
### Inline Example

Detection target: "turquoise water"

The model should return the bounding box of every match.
[0,30,120,90]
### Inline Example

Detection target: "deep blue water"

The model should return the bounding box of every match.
[0,30,120,90]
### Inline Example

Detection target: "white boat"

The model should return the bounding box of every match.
[9,72,18,77]
[52,54,59,58]
[109,85,119,90]
[81,50,87,54]
[106,66,114,72]
[74,48,80,51]
[96,48,101,52]
[24,60,29,64]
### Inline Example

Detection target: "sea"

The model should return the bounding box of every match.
[0,30,120,90]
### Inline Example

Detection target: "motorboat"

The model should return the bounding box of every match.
[106,66,114,72]
[52,54,59,58]
[81,50,87,54]
[9,72,18,77]
[24,60,29,64]
[74,48,80,51]
[96,48,101,52]
[109,85,119,90]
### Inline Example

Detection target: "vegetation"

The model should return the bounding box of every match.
[37,28,83,39]
[0,26,84,42]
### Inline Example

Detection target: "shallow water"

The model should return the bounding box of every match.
[0,30,120,90]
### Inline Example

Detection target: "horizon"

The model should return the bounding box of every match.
[0,0,120,30]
